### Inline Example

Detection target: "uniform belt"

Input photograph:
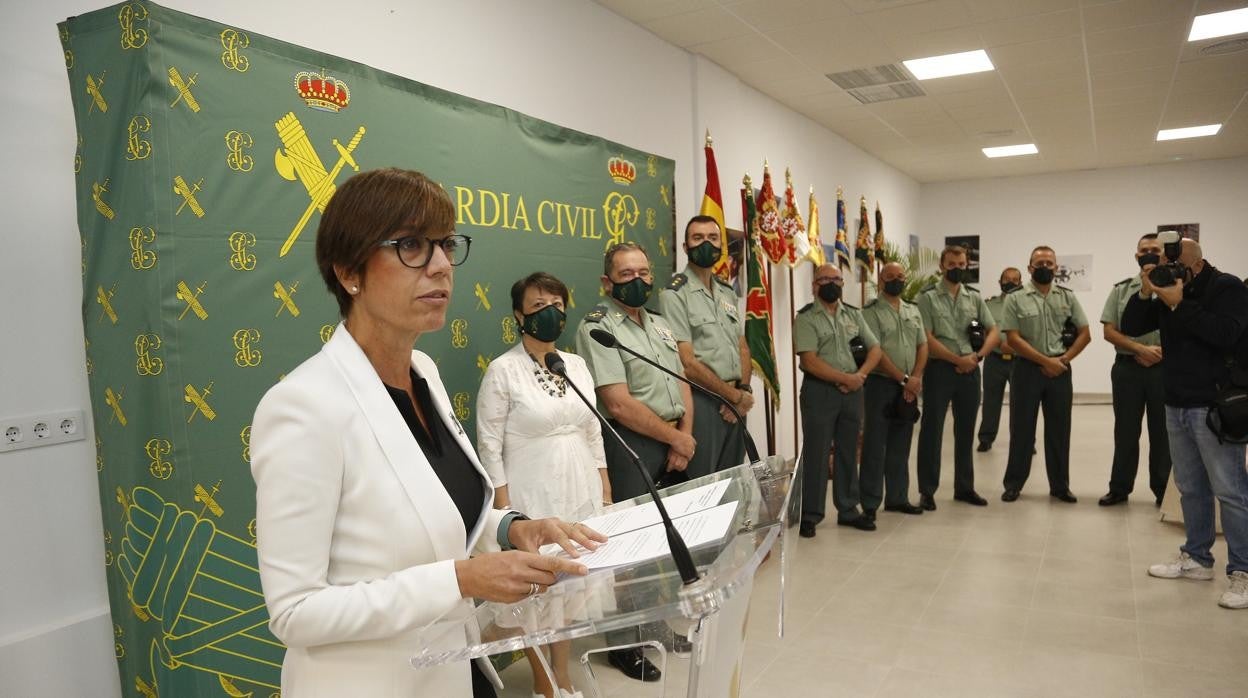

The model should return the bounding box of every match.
[995,352,1014,361]
[665,419,679,427]
[1115,353,1137,364]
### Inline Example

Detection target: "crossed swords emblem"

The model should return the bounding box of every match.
[274,112,365,257]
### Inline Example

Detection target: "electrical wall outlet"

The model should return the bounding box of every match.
[0,409,88,453]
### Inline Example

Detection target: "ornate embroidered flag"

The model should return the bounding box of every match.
[743,176,779,403]
[755,163,787,265]
[806,187,826,267]
[874,201,885,264]
[834,186,852,269]
[855,195,874,273]
[700,132,731,282]
[780,168,809,267]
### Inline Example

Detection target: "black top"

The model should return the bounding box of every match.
[383,369,486,543]
[1120,264,1248,407]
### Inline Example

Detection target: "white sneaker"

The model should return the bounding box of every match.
[1219,571,1248,609]
[1148,552,1214,580]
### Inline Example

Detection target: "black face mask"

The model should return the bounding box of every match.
[1032,267,1055,285]
[1000,281,1021,294]
[520,305,566,343]
[882,279,906,297]
[1137,253,1161,268]
[686,241,720,268]
[818,282,843,303]
[944,268,964,284]
[610,277,652,308]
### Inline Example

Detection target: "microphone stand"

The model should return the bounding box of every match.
[544,352,700,585]
[589,328,761,464]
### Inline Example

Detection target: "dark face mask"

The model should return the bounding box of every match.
[687,241,720,268]
[611,277,652,308]
[1137,253,1160,268]
[882,279,906,297]
[944,267,964,284]
[520,305,566,343]
[1000,281,1021,294]
[1032,266,1055,285]
[818,281,843,303]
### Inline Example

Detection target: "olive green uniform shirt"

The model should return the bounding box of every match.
[1100,276,1161,354]
[575,301,686,421]
[658,265,743,381]
[916,283,996,356]
[1001,282,1089,357]
[984,293,1012,355]
[860,297,925,376]
[793,301,879,373]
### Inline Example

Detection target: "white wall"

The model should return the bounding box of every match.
[1,0,919,694]
[919,156,1248,395]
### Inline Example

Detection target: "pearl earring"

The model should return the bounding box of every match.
[351,285,359,294]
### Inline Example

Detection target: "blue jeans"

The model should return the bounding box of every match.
[1166,406,1248,574]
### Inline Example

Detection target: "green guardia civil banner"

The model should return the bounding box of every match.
[59,3,675,695]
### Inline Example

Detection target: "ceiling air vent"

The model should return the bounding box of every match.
[827,63,925,104]
[846,81,926,104]
[1200,37,1248,55]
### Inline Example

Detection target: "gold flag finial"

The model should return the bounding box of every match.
[837,184,844,196]
[810,184,815,194]
[785,167,793,185]
[876,200,880,210]
[860,194,867,205]
[705,129,712,147]
[763,158,770,170]
[743,173,753,188]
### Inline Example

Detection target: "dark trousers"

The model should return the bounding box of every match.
[799,377,863,524]
[917,360,981,497]
[603,420,671,502]
[861,375,917,510]
[1003,358,1073,493]
[687,390,747,480]
[978,352,1014,446]
[1108,357,1171,498]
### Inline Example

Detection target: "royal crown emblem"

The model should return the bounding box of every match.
[607,155,636,186]
[294,69,350,112]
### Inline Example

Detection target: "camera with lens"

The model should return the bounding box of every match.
[967,320,986,353]
[1061,317,1077,348]
[1147,230,1187,288]
[849,336,868,368]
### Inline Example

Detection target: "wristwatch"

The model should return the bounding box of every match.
[735,382,753,393]
[497,511,530,551]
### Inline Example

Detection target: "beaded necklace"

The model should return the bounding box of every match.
[527,352,566,398]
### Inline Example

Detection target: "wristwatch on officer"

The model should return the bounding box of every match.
[900,373,910,388]
[735,381,753,393]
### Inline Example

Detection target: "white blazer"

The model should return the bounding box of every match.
[251,323,510,697]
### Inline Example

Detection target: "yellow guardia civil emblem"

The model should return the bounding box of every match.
[476,353,492,377]
[176,280,208,320]
[129,226,157,269]
[319,324,335,343]
[474,282,491,311]
[227,232,256,271]
[134,333,164,376]
[96,283,118,324]
[74,135,83,174]
[452,392,471,422]
[240,425,251,463]
[118,2,149,50]
[273,281,300,317]
[174,175,205,218]
[450,319,468,349]
[167,67,200,113]
[219,28,250,73]
[92,178,115,219]
[273,112,366,256]
[645,208,656,230]
[86,72,108,114]
[60,25,73,69]
[145,438,173,479]
[104,387,126,426]
[126,115,152,160]
[225,130,254,172]
[501,316,517,344]
[602,192,638,249]
[233,328,262,367]
[184,381,216,422]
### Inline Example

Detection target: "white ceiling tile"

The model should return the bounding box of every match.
[691,33,787,68]
[1172,53,1248,93]
[998,57,1088,85]
[987,35,1085,68]
[1093,97,1165,120]
[732,56,817,84]
[1160,89,1245,124]
[593,0,721,24]
[914,70,1004,95]
[932,84,1015,109]
[1080,0,1194,34]
[641,7,753,47]
[720,0,854,32]
[880,26,987,59]
[976,9,1083,47]
[1085,21,1188,56]
[964,0,1079,22]
[1088,45,1181,75]
[768,16,897,73]
[1090,65,1173,91]
[1090,83,1167,107]
[859,0,973,36]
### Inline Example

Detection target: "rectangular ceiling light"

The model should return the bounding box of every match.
[982,143,1038,158]
[902,49,994,80]
[1189,7,1248,41]
[1156,124,1222,140]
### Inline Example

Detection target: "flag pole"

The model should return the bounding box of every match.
[788,263,798,458]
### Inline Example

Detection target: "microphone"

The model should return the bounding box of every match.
[543,352,700,585]
[588,328,760,463]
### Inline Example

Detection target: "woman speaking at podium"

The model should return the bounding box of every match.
[251,168,604,697]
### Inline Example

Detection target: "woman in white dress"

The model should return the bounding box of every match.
[477,272,611,698]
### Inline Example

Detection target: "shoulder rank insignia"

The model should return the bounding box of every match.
[666,273,688,291]
[583,305,608,323]
[797,302,814,314]
[1057,284,1074,293]
[842,302,859,310]
[1114,277,1133,288]
[864,298,879,308]
[713,274,734,289]
[964,284,980,294]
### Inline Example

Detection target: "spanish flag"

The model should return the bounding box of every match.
[807,187,826,267]
[701,132,730,281]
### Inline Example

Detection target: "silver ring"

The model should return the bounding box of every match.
[528,582,539,597]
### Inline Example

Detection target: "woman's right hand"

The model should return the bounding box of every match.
[454,551,588,604]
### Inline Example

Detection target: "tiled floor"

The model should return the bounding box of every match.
[497,404,1247,697]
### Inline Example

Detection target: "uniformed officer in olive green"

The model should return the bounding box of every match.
[659,215,753,479]
[795,263,882,536]
[1098,233,1170,507]
[860,262,928,517]
[916,245,1000,510]
[977,267,1023,452]
[576,241,695,502]
[1000,245,1091,503]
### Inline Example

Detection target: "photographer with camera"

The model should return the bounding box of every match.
[1121,236,1248,609]
[1000,246,1090,503]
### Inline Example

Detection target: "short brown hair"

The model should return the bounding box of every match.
[315,168,454,316]
[603,241,649,277]
[511,272,569,312]
[940,244,968,264]
[1030,245,1056,263]
[683,215,720,242]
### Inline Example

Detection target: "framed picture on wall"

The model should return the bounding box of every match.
[1056,254,1093,291]
[1157,223,1199,241]
[944,234,980,284]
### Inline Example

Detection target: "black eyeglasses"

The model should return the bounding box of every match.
[378,234,472,269]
